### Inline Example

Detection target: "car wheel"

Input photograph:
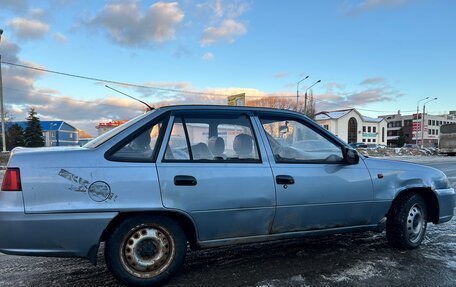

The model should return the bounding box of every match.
[386,193,427,249]
[105,216,187,287]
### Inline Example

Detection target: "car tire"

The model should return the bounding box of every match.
[386,193,427,249]
[105,215,187,287]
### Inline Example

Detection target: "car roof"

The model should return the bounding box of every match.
[155,104,307,117]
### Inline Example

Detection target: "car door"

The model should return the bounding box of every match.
[156,110,276,241]
[255,113,374,233]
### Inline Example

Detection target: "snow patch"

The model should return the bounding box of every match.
[321,261,381,283]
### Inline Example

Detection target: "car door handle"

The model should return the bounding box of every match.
[276,175,295,185]
[174,175,197,186]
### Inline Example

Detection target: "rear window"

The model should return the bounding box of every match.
[84,111,154,148]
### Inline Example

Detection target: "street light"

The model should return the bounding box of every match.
[0,28,6,152]
[421,97,437,148]
[304,80,321,113]
[296,76,309,108]
[415,96,429,145]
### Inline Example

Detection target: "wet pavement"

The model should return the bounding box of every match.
[0,157,455,287]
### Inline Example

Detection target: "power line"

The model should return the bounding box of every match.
[1,60,418,114]
[1,60,248,98]
[2,85,143,110]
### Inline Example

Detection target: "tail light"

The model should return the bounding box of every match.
[1,168,22,191]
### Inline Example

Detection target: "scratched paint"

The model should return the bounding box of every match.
[58,169,116,201]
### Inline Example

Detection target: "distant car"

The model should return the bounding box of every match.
[0,105,454,286]
[439,123,456,156]
[403,144,419,149]
[350,142,368,148]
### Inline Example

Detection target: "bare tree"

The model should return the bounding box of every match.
[246,95,316,119]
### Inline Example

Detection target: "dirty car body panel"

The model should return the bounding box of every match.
[0,105,454,264]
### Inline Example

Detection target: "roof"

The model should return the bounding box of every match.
[155,104,310,117]
[314,109,354,120]
[7,121,77,131]
[314,108,385,123]
[362,115,384,123]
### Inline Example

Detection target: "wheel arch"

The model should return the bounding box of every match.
[388,187,440,224]
[100,210,200,249]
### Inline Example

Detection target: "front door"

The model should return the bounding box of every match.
[256,114,374,233]
[156,111,276,241]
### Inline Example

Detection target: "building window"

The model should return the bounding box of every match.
[382,127,385,142]
[69,133,73,139]
[363,126,366,132]
[367,139,371,142]
[368,126,371,132]
[373,126,376,133]
[428,120,432,125]
[323,124,329,130]
[436,129,439,135]
[373,139,376,142]
[362,139,366,142]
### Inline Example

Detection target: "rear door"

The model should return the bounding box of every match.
[156,110,276,241]
[256,113,374,233]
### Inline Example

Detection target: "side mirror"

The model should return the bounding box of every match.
[343,147,359,165]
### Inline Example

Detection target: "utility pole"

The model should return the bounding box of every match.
[304,80,321,115]
[296,76,309,111]
[415,97,429,146]
[421,98,437,148]
[0,29,7,152]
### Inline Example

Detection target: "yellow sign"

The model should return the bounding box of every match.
[227,93,246,106]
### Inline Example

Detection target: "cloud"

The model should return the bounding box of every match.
[87,0,184,46]
[274,72,289,79]
[202,52,215,61]
[201,19,246,45]
[341,0,411,15]
[360,77,386,85]
[52,32,67,43]
[7,17,49,40]
[316,77,403,111]
[0,0,28,12]
[172,46,192,58]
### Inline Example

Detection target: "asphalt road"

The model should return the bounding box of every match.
[0,157,455,287]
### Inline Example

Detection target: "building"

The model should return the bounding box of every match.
[96,120,128,136]
[77,130,94,146]
[10,121,79,146]
[315,109,387,145]
[380,111,456,147]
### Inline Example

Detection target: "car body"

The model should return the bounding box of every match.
[403,143,419,149]
[350,142,368,148]
[1,105,455,286]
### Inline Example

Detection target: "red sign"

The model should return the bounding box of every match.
[97,120,127,128]
[413,113,422,120]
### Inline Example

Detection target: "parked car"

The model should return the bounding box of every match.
[350,142,368,148]
[403,143,419,149]
[0,105,454,286]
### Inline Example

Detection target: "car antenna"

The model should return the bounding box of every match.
[105,85,154,111]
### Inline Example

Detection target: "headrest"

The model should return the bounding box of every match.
[233,134,253,158]
[208,136,225,156]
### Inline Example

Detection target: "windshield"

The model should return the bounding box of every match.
[84,111,154,148]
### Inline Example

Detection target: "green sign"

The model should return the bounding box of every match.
[362,132,377,138]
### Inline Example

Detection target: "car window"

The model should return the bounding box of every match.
[164,114,260,162]
[260,117,343,163]
[84,111,153,148]
[110,119,164,161]
[165,117,190,160]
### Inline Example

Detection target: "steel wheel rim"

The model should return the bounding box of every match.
[120,224,176,278]
[406,203,425,243]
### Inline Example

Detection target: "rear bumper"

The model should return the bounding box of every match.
[0,191,117,263]
[435,187,456,223]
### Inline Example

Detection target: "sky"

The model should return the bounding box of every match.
[0,0,455,135]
